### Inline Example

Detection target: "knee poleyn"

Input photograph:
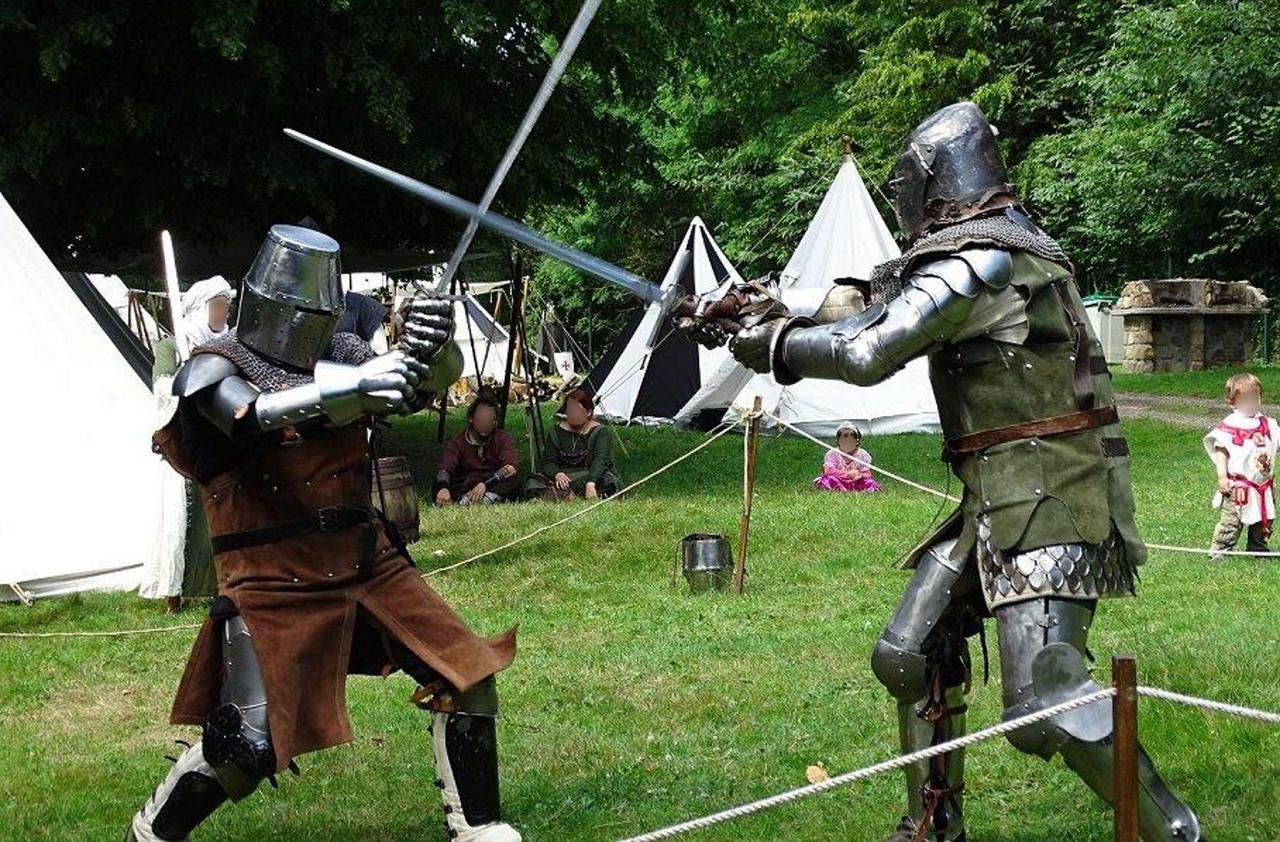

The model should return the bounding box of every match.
[203,703,274,800]
[871,636,928,701]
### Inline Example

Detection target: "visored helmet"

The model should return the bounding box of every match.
[236,225,344,369]
[891,102,1015,241]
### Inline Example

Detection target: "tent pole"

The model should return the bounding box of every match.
[734,395,763,594]
[498,252,523,427]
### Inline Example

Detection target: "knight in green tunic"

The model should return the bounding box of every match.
[714,103,1203,842]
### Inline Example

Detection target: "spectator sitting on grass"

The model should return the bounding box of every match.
[525,388,621,501]
[434,393,519,506]
[814,422,880,493]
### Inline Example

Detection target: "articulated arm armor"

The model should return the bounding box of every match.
[174,350,422,439]
[171,295,463,440]
[767,248,1013,386]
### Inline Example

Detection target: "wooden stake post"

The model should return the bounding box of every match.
[1112,654,1140,842]
[734,396,763,593]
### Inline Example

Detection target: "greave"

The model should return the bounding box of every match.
[1059,739,1204,841]
[128,742,228,842]
[431,711,521,842]
[896,684,966,841]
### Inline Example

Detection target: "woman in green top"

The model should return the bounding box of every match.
[526,388,621,500]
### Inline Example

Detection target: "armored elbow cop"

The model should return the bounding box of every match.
[771,302,890,386]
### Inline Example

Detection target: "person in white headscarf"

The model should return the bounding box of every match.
[141,278,234,608]
[181,276,235,348]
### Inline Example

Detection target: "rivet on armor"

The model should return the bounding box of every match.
[292,577,299,583]
[1029,439,1038,447]
[271,485,279,493]
[1034,488,1042,495]
[327,572,334,578]
[984,499,991,507]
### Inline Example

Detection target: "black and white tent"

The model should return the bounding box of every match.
[585,217,741,425]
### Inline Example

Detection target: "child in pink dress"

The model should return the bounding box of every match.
[814,423,881,493]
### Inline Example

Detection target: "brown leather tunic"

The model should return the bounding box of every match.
[157,421,516,772]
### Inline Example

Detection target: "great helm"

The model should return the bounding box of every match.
[236,225,344,369]
[891,101,1016,241]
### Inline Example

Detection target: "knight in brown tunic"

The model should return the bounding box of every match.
[129,225,520,842]
[690,104,1203,841]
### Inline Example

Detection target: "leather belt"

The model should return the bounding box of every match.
[211,505,373,554]
[944,406,1121,457]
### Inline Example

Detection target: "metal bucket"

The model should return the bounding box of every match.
[678,533,733,593]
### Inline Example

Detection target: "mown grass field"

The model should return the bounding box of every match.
[1,407,1277,841]
[1110,364,1280,399]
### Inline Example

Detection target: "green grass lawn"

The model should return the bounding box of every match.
[1111,364,1280,399]
[1,408,1277,841]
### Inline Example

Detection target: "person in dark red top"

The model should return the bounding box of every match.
[435,394,520,505]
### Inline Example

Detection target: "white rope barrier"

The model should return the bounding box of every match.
[762,410,1280,559]
[1138,686,1280,725]
[424,420,741,576]
[0,624,202,639]
[618,688,1116,842]
[1143,543,1280,558]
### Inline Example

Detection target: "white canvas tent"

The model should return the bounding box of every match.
[586,217,740,424]
[0,193,157,598]
[454,293,513,382]
[676,158,940,436]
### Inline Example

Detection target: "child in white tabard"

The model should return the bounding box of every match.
[1204,372,1275,558]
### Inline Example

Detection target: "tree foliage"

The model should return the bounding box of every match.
[2,0,1276,349]
[0,0,697,269]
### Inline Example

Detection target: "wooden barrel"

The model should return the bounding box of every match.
[371,456,420,544]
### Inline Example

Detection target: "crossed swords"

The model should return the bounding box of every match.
[283,128,765,338]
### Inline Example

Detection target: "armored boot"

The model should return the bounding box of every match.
[126,742,228,841]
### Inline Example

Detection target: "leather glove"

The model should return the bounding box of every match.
[728,319,787,374]
[400,294,454,364]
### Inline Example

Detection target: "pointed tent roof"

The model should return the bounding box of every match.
[677,158,940,436]
[1,192,157,598]
[454,292,512,382]
[779,158,900,289]
[586,217,741,423]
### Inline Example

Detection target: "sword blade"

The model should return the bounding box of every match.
[283,129,664,305]
[160,230,189,361]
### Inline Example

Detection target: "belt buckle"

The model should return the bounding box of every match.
[317,506,343,532]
